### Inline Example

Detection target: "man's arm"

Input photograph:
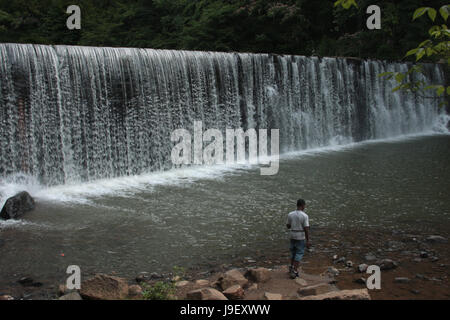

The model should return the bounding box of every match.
[304,226,311,248]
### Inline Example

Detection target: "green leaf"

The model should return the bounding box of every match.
[440,5,449,21]
[395,73,405,83]
[392,85,403,92]
[416,48,426,61]
[418,39,432,47]
[413,7,428,20]
[428,8,437,21]
[378,72,393,78]
[405,48,419,57]
[437,86,445,96]
[447,86,450,95]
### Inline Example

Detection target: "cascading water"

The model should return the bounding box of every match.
[0,43,445,187]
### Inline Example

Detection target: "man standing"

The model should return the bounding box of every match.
[286,199,311,279]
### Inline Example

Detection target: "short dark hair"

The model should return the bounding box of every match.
[297,199,306,207]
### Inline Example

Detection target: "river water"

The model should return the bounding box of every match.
[0,132,449,288]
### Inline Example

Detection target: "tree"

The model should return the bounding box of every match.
[335,0,449,107]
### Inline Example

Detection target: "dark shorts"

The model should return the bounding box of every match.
[289,239,305,262]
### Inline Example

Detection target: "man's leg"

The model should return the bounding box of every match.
[289,240,295,272]
[292,240,305,276]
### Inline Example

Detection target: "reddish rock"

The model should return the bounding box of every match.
[246,268,272,283]
[223,285,245,300]
[195,279,209,287]
[298,283,334,296]
[128,284,143,297]
[59,292,82,300]
[299,289,371,300]
[264,292,282,300]
[186,288,228,300]
[218,269,248,290]
[80,274,129,300]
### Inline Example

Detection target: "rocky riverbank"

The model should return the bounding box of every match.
[1,226,449,300]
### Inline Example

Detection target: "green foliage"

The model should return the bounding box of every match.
[0,0,445,61]
[141,281,176,300]
[140,265,185,300]
[172,265,186,280]
[334,0,358,9]
[378,4,449,105]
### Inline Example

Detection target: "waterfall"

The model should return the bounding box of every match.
[0,43,445,186]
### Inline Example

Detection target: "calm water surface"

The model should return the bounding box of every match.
[0,134,449,286]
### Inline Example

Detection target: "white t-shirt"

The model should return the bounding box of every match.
[286,210,309,240]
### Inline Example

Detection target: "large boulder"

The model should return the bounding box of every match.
[223,285,245,300]
[299,289,371,300]
[245,268,272,283]
[298,283,334,297]
[218,269,248,290]
[186,288,228,300]
[0,191,35,220]
[79,274,129,300]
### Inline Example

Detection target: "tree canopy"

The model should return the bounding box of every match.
[0,0,446,62]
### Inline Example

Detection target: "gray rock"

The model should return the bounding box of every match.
[346,261,353,268]
[394,277,410,283]
[336,257,346,264]
[327,267,339,276]
[425,235,447,243]
[415,274,428,280]
[431,256,439,262]
[358,264,368,273]
[420,251,429,258]
[1,191,35,220]
[379,259,398,270]
[364,253,377,262]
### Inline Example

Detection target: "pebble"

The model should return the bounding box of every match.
[425,235,447,243]
[358,264,368,273]
[379,259,398,270]
[327,267,339,276]
[364,253,377,261]
[394,277,410,283]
